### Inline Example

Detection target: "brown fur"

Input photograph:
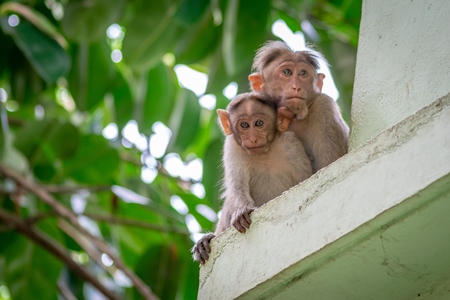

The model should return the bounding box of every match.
[249,41,349,172]
[192,92,312,264]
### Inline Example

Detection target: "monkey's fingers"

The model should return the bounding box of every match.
[242,208,254,225]
[284,99,308,120]
[192,233,215,264]
[240,216,251,230]
[199,250,209,264]
[232,209,254,233]
[193,243,210,264]
[233,220,247,233]
[278,107,295,121]
[193,250,205,264]
[201,234,214,253]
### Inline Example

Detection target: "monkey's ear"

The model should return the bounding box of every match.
[217,109,233,135]
[277,107,294,132]
[248,73,264,91]
[316,73,325,92]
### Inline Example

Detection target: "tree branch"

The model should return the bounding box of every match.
[58,218,115,276]
[25,212,189,235]
[58,279,78,300]
[0,208,120,300]
[43,184,111,194]
[0,164,159,300]
[84,213,189,235]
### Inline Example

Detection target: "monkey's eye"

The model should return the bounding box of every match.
[240,122,250,128]
[282,69,292,75]
[299,70,308,76]
[255,120,264,127]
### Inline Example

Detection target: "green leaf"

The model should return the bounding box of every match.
[0,103,29,173]
[177,192,215,231]
[110,71,133,130]
[0,140,29,175]
[167,89,201,153]
[5,53,47,105]
[178,254,200,299]
[319,39,356,124]
[121,0,183,72]
[134,243,183,299]
[0,2,68,48]
[61,0,125,44]
[174,8,221,65]
[68,41,117,111]
[62,134,120,184]
[13,119,79,180]
[201,138,224,211]
[205,47,252,98]
[110,200,166,267]
[140,62,177,134]
[205,48,230,95]
[276,10,302,33]
[3,220,63,300]
[14,119,79,160]
[222,0,271,76]
[0,17,70,84]
[174,0,210,25]
[49,123,80,158]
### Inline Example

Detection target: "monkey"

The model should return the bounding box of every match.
[192,92,312,264]
[248,40,349,173]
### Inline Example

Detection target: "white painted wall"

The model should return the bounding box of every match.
[350,0,450,149]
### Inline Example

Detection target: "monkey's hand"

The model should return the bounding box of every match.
[192,233,215,264]
[231,206,256,233]
[284,98,308,120]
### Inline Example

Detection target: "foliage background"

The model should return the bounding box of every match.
[0,0,361,299]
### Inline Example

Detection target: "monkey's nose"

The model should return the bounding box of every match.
[292,79,301,91]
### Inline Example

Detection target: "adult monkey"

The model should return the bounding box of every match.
[249,41,349,173]
[193,92,312,264]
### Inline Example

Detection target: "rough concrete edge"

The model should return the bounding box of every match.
[199,93,450,291]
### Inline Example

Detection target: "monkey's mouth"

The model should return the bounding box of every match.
[286,96,306,101]
[246,145,268,155]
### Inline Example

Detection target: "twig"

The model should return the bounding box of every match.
[26,212,189,235]
[0,208,119,300]
[0,164,158,300]
[120,152,142,166]
[43,184,111,194]
[84,213,189,235]
[58,219,115,276]
[58,279,78,300]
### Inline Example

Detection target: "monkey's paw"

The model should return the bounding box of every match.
[192,233,215,264]
[231,206,256,233]
[284,98,308,120]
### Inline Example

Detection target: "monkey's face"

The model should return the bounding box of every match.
[231,102,277,156]
[263,53,321,104]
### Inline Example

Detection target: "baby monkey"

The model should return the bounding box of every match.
[193,92,312,264]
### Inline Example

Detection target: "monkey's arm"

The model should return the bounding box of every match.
[221,138,257,233]
[310,94,349,171]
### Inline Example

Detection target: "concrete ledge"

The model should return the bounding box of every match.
[198,93,450,299]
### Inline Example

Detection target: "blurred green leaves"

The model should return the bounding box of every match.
[223,0,271,76]
[0,16,70,84]
[61,0,125,44]
[1,220,63,300]
[121,1,183,73]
